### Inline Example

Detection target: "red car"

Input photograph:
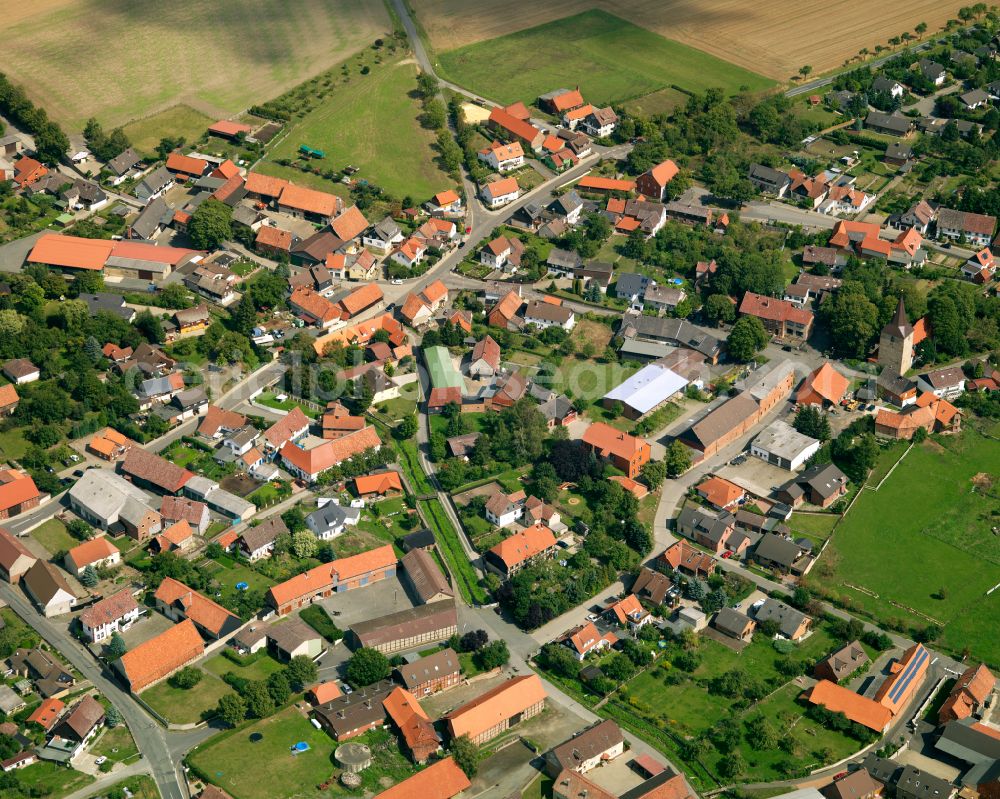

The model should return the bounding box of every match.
[721,550,733,559]
[465,226,472,234]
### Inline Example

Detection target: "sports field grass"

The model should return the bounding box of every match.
[263,53,453,201]
[435,10,774,107]
[812,430,1000,666]
[1,0,391,130]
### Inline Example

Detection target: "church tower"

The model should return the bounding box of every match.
[878,297,914,375]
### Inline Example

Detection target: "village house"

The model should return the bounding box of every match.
[79,589,141,643]
[395,647,461,695]
[659,539,716,578]
[484,522,557,577]
[753,597,812,640]
[480,235,524,272]
[713,608,756,641]
[936,208,996,248]
[676,505,737,555]
[777,462,849,508]
[560,622,618,661]
[581,422,651,478]
[0,470,41,521]
[22,561,76,618]
[305,502,360,541]
[750,420,821,471]
[636,160,679,200]
[383,686,439,763]
[815,640,870,683]
[544,721,624,777]
[266,546,397,615]
[603,594,651,631]
[480,177,520,209]
[400,547,454,605]
[739,292,814,339]
[478,140,525,172]
[154,577,241,639]
[0,527,36,583]
[64,537,121,578]
[237,515,289,561]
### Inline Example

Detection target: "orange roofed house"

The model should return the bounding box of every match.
[487,108,544,152]
[0,470,42,521]
[939,664,995,724]
[27,234,115,273]
[153,576,241,639]
[373,757,470,799]
[576,176,636,195]
[114,619,205,692]
[165,152,209,180]
[581,422,651,479]
[279,425,381,484]
[383,686,439,763]
[739,292,814,339]
[484,522,557,578]
[266,545,397,615]
[354,471,402,497]
[636,160,679,201]
[695,476,746,510]
[796,362,850,407]
[445,674,546,745]
[339,282,384,320]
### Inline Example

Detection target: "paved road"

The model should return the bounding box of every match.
[0,583,186,799]
[786,41,932,97]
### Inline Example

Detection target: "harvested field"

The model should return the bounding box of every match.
[416,0,969,82]
[436,11,773,106]
[2,0,390,130]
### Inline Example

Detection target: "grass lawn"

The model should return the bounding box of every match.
[187,710,416,799]
[436,10,774,107]
[165,443,203,469]
[264,52,453,200]
[0,426,31,462]
[204,559,276,609]
[17,760,94,797]
[787,513,839,544]
[92,725,140,765]
[203,653,283,683]
[811,430,1000,666]
[420,498,487,604]
[522,773,554,799]
[189,707,334,799]
[123,106,214,155]
[141,670,231,725]
[374,394,417,422]
[256,392,319,419]
[1,607,40,649]
[31,519,76,555]
[554,358,638,402]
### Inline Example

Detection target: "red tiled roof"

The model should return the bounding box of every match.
[646,160,679,186]
[582,422,649,462]
[79,588,139,631]
[446,675,546,740]
[66,537,119,571]
[0,471,41,515]
[27,697,65,731]
[433,189,460,207]
[165,152,208,177]
[796,362,850,405]
[117,619,204,691]
[27,234,115,271]
[339,283,384,317]
[209,120,252,138]
[263,406,310,448]
[255,226,292,251]
[373,757,470,799]
[696,476,745,508]
[488,108,542,145]
[290,287,341,325]
[122,448,193,494]
[331,206,369,241]
[488,523,556,570]
[280,426,381,476]
[550,89,585,112]
[803,680,892,731]
[110,240,199,265]
[245,172,289,198]
[577,176,635,193]
[483,177,519,199]
[213,159,241,179]
[278,184,340,217]
[354,472,402,495]
[154,577,238,637]
[198,405,246,438]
